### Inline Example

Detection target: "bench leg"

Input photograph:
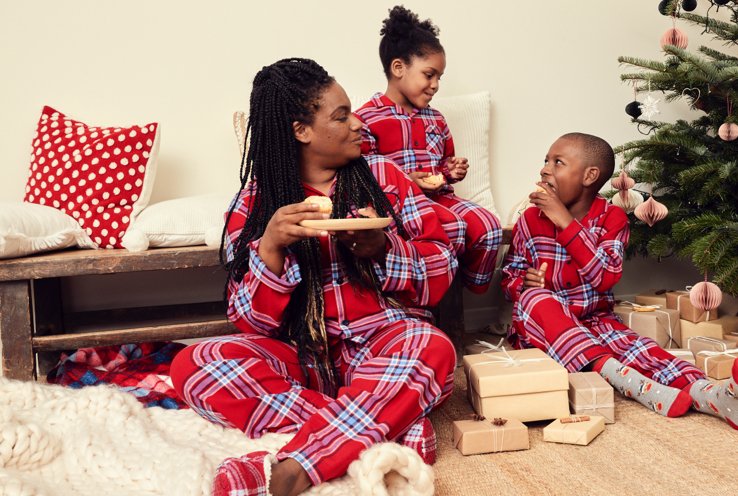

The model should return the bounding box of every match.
[437,276,465,362]
[0,280,35,380]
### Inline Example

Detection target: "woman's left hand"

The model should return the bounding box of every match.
[336,207,387,260]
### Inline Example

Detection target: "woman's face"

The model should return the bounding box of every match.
[297,81,363,168]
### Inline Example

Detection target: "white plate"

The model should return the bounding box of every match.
[299,218,392,231]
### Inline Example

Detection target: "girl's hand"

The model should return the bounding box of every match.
[447,157,469,181]
[260,202,330,254]
[408,171,444,193]
[523,262,548,290]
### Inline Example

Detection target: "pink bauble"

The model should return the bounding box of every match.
[718,122,738,141]
[689,281,723,311]
[612,189,644,213]
[634,196,668,227]
[660,28,688,49]
[611,170,635,191]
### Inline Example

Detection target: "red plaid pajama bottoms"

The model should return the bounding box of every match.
[511,288,705,389]
[435,193,502,294]
[170,319,456,485]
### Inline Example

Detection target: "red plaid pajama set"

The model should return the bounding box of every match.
[355,93,502,293]
[171,155,457,485]
[501,197,705,389]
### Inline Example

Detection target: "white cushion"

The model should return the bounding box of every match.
[121,194,232,251]
[432,91,498,218]
[0,202,94,259]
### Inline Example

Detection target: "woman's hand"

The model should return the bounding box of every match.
[335,207,387,260]
[408,171,444,194]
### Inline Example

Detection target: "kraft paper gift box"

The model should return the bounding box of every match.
[724,334,738,346]
[568,372,615,424]
[464,338,513,356]
[666,290,719,323]
[543,416,606,446]
[687,336,735,356]
[463,348,570,422]
[680,318,736,342]
[613,304,681,349]
[695,351,738,380]
[634,290,669,308]
[666,348,696,365]
[452,418,529,455]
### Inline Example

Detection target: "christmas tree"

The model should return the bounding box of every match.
[615,0,738,296]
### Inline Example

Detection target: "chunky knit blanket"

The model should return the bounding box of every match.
[0,378,433,496]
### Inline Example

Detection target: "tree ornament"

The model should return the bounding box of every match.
[718,122,738,141]
[612,189,644,213]
[625,101,642,118]
[661,28,689,49]
[689,280,722,313]
[611,170,635,191]
[682,0,698,11]
[658,0,671,15]
[634,195,668,226]
[639,94,661,120]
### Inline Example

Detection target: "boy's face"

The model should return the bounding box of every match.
[540,137,595,207]
[294,81,363,168]
[392,51,446,110]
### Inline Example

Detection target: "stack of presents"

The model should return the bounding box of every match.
[454,289,738,455]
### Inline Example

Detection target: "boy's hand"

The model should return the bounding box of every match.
[529,182,574,230]
[523,262,548,290]
[409,171,444,193]
[447,157,469,181]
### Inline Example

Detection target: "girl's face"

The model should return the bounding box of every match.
[296,81,363,168]
[392,51,446,111]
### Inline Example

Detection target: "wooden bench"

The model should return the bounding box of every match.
[0,229,511,381]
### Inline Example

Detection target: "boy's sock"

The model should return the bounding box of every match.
[685,358,738,429]
[592,356,691,417]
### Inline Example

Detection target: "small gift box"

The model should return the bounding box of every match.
[614,304,681,349]
[568,372,615,424]
[463,338,513,357]
[452,418,529,455]
[634,289,669,308]
[695,350,738,380]
[666,290,719,323]
[666,348,696,365]
[723,334,738,346]
[680,319,730,342]
[543,415,606,446]
[463,348,570,422]
[687,336,735,356]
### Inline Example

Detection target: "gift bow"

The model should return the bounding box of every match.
[619,301,677,349]
[476,338,507,354]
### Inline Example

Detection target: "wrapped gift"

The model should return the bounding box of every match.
[543,415,606,446]
[613,304,681,349]
[687,336,735,356]
[464,338,513,356]
[634,289,669,308]
[680,318,732,342]
[695,350,738,380]
[463,348,570,422]
[666,290,719,323]
[723,334,738,346]
[568,372,614,424]
[452,418,529,455]
[666,348,696,365]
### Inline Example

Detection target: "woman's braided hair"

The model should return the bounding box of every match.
[222,58,405,394]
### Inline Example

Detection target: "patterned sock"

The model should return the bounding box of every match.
[686,359,738,430]
[212,450,275,496]
[592,356,691,417]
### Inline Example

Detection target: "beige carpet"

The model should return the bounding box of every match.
[430,368,738,495]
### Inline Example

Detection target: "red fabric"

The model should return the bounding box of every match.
[24,106,158,248]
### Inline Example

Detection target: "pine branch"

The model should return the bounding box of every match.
[618,57,667,73]
[699,46,738,62]
[680,12,738,43]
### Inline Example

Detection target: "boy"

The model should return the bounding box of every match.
[502,132,738,428]
[355,6,502,294]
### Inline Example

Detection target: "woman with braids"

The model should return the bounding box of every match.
[170,58,457,496]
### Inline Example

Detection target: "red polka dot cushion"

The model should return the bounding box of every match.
[24,106,160,249]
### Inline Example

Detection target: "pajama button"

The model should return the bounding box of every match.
[341,319,350,326]
[566,282,572,288]
[414,141,419,146]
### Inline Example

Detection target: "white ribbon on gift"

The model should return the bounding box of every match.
[675,286,713,322]
[471,348,547,368]
[687,336,728,353]
[696,349,738,377]
[572,373,614,416]
[619,301,678,349]
[476,338,507,354]
[490,423,506,453]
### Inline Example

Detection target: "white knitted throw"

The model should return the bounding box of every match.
[0,378,434,496]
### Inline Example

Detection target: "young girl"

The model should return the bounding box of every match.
[355,5,502,294]
[170,58,457,496]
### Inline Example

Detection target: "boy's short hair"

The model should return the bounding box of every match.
[560,132,615,190]
[379,6,444,79]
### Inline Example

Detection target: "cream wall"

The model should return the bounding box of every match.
[1,0,733,318]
